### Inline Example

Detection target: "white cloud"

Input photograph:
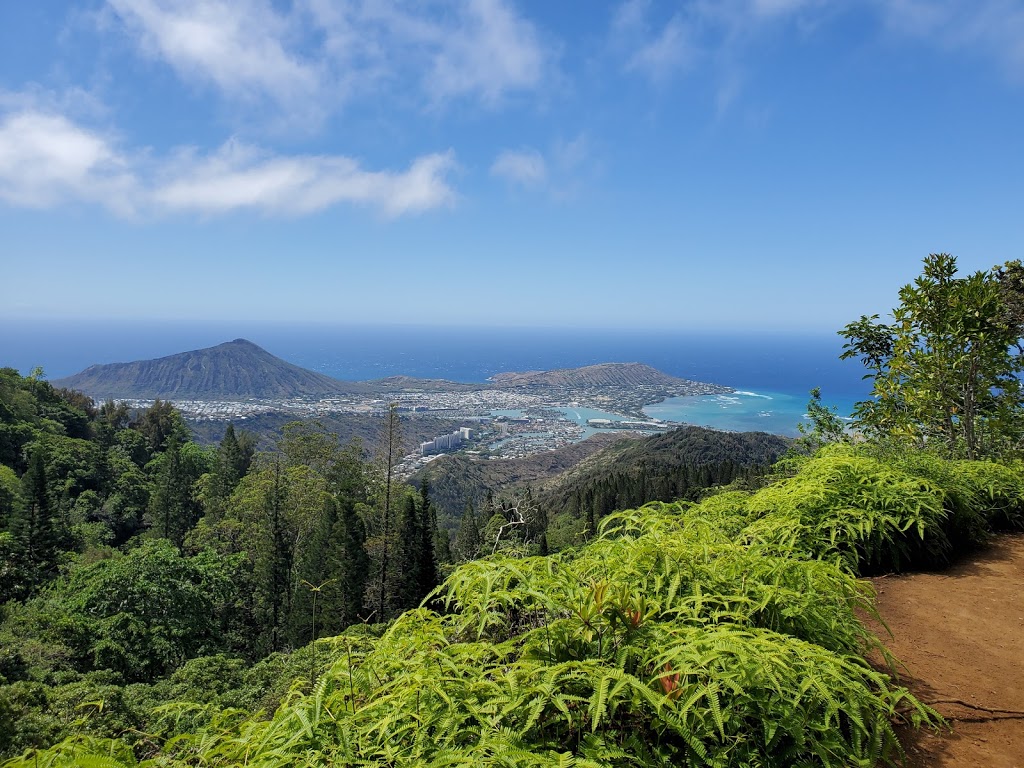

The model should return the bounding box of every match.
[104,0,551,125]
[154,141,457,217]
[491,148,547,186]
[0,110,137,214]
[108,0,320,109]
[0,106,456,218]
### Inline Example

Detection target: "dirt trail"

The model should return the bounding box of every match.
[869,534,1024,768]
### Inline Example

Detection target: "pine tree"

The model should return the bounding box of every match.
[433,526,452,565]
[416,480,439,599]
[12,446,61,590]
[218,424,244,489]
[453,501,481,561]
[328,496,369,629]
[147,433,197,549]
[262,459,291,652]
[372,403,400,621]
[394,493,422,612]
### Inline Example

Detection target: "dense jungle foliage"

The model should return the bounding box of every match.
[5,441,1024,767]
[2,253,1023,766]
[0,371,446,759]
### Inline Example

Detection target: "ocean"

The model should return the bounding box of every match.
[0,320,870,437]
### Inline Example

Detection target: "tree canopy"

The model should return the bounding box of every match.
[840,253,1024,459]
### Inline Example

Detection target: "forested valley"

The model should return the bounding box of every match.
[2,254,1024,767]
[0,366,777,759]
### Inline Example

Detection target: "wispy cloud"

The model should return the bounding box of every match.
[0,106,456,218]
[750,0,819,18]
[491,148,547,186]
[611,0,696,83]
[490,134,596,200]
[609,0,828,89]
[611,0,1024,92]
[877,0,1024,79]
[104,0,552,126]
[424,0,547,105]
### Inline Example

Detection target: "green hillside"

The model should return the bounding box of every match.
[418,426,790,551]
[537,426,790,531]
[416,432,628,525]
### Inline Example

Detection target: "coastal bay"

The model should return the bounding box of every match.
[644,389,858,437]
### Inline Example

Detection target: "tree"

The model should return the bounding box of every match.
[10,447,61,590]
[146,434,209,549]
[199,424,256,519]
[53,539,231,681]
[453,501,481,562]
[840,253,1024,459]
[483,492,547,554]
[0,465,23,533]
[368,404,400,622]
[98,447,149,545]
[132,399,186,457]
[263,459,291,652]
[96,400,131,447]
[208,459,330,654]
[794,387,848,453]
[416,480,439,597]
[319,496,369,633]
[217,424,254,491]
[389,483,440,613]
[393,493,423,612]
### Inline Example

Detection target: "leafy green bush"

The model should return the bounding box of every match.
[4,498,935,767]
[739,450,949,573]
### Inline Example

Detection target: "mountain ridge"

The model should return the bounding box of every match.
[52,338,370,400]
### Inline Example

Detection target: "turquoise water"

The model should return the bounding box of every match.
[556,406,635,439]
[643,389,857,437]
[557,406,628,424]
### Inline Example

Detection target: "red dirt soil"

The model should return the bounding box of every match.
[869,534,1024,768]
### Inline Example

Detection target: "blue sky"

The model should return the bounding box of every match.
[1,0,1022,332]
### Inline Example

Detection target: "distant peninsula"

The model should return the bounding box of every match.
[489,362,693,389]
